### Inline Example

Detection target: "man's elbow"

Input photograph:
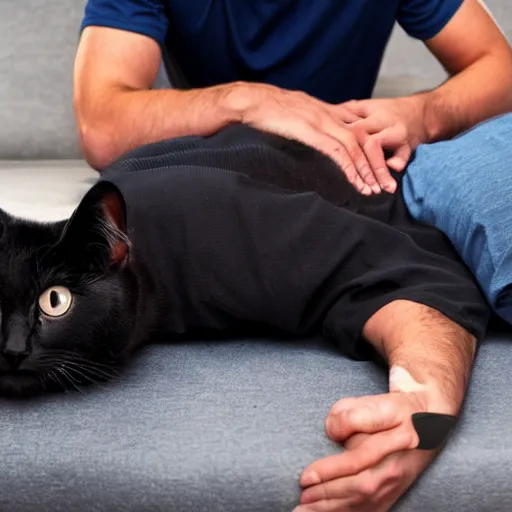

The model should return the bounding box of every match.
[76,118,121,171]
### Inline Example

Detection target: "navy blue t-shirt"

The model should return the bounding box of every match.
[81,0,463,103]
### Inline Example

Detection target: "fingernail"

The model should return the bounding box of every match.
[383,181,397,193]
[301,470,321,487]
[362,184,372,195]
[371,184,381,194]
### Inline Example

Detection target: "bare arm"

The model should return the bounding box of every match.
[73,27,242,170]
[341,0,512,191]
[74,27,392,189]
[364,300,476,415]
[296,300,478,510]
[421,0,512,141]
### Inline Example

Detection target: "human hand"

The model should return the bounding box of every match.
[232,83,391,195]
[339,96,429,193]
[294,391,440,512]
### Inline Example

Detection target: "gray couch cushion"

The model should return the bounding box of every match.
[0,332,511,512]
[0,1,87,160]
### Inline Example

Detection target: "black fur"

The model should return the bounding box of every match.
[0,183,144,397]
[0,129,393,398]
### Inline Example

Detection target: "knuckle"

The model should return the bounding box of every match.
[357,165,374,182]
[384,459,405,482]
[331,148,354,171]
[358,476,380,497]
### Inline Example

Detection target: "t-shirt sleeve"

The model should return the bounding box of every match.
[81,0,169,46]
[113,167,488,361]
[397,0,464,40]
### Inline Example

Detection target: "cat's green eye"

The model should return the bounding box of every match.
[38,286,73,317]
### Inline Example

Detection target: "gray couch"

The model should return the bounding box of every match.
[1,1,511,511]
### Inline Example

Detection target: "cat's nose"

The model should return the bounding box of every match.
[2,350,29,370]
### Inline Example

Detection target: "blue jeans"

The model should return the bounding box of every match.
[402,113,512,324]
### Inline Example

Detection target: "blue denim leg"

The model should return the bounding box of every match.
[402,113,512,324]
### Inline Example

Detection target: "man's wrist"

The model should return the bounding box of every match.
[364,301,476,419]
[389,365,462,417]
[398,93,431,146]
[221,81,273,124]
[417,89,464,144]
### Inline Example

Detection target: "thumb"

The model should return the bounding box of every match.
[326,394,404,441]
[386,144,412,172]
[340,100,372,118]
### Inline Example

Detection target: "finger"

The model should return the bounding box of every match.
[326,394,404,441]
[341,100,372,119]
[300,426,418,485]
[300,445,431,512]
[280,119,368,194]
[386,144,412,172]
[314,123,373,195]
[371,124,409,151]
[350,115,390,136]
[321,117,379,193]
[300,457,407,505]
[344,432,370,450]
[331,143,372,196]
[301,470,374,503]
[358,132,395,193]
[348,122,398,192]
[331,104,362,124]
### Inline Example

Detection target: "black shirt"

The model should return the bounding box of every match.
[101,126,490,359]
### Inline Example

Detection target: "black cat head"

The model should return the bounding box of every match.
[0,181,138,397]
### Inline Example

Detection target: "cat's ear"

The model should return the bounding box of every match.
[59,181,129,269]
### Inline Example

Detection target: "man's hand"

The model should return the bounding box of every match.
[294,391,438,512]
[340,95,429,193]
[294,300,477,511]
[230,83,390,195]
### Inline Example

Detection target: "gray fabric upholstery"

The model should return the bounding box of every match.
[1,1,512,511]
[0,0,87,160]
[0,155,511,512]
[0,329,511,512]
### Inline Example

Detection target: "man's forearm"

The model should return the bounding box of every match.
[363,300,477,415]
[76,82,250,170]
[419,48,512,143]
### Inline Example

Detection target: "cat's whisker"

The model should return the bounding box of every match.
[56,367,84,393]
[62,361,117,381]
[60,363,100,384]
[48,369,66,390]
[64,357,119,374]
[41,351,118,370]
[37,355,118,386]
[37,354,119,376]
[37,374,47,392]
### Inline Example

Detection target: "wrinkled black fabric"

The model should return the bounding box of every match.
[100,126,490,359]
